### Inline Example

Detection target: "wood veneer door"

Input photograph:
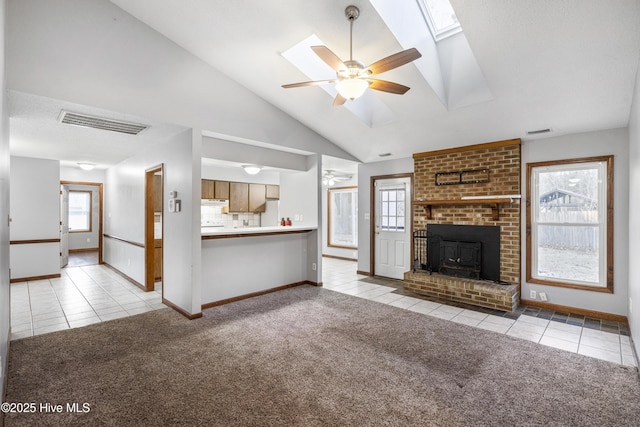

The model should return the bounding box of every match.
[201,179,215,199]
[266,184,280,199]
[229,182,249,212]
[249,184,266,212]
[214,180,230,199]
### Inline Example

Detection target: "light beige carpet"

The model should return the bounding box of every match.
[4,285,640,426]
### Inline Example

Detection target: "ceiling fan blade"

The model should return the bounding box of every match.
[333,93,347,107]
[368,79,411,95]
[282,79,335,89]
[365,48,422,75]
[311,46,347,72]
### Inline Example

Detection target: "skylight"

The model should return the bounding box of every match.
[417,0,462,41]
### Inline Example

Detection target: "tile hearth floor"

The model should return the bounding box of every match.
[10,264,166,341]
[322,257,637,368]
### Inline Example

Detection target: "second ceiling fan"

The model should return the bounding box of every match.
[282,5,422,107]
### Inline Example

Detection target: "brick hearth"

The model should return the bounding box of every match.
[404,271,520,312]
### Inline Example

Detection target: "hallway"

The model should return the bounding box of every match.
[10,263,165,340]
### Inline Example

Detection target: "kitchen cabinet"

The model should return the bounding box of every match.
[266,184,280,200]
[249,184,266,212]
[214,180,230,199]
[202,180,230,200]
[201,179,215,199]
[229,182,249,212]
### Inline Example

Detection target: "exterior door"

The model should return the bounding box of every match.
[60,184,69,268]
[374,178,411,279]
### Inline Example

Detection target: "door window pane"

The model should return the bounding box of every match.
[380,189,406,232]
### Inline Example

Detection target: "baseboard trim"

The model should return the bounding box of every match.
[102,262,145,291]
[69,248,99,253]
[202,281,312,310]
[322,254,357,262]
[162,298,202,320]
[10,273,61,283]
[520,299,628,323]
[356,270,372,276]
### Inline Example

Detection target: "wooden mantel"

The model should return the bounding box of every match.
[413,198,515,221]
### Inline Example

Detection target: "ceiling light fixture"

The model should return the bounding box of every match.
[242,165,262,175]
[78,162,96,171]
[282,5,421,106]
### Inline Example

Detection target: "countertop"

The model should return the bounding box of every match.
[201,225,317,239]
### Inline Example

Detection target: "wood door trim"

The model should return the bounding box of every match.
[369,173,414,277]
[61,180,103,264]
[145,165,163,292]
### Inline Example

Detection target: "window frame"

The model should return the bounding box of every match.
[327,186,358,249]
[526,155,614,293]
[68,190,93,233]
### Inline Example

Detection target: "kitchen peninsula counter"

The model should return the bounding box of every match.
[201,225,319,308]
[201,225,316,239]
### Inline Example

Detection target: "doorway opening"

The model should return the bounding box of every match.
[370,174,413,279]
[145,165,163,293]
[60,180,103,268]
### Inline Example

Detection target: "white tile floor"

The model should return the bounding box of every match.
[10,264,165,340]
[322,257,638,368]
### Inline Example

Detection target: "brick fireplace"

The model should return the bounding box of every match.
[404,139,521,312]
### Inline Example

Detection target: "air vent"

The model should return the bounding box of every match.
[58,110,149,135]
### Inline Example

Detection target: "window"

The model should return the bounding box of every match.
[526,156,613,292]
[69,190,92,233]
[417,0,462,41]
[328,187,358,248]
[380,188,405,232]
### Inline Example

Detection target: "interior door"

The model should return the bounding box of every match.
[374,178,411,279]
[60,184,69,268]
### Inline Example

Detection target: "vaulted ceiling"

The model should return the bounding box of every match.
[7,0,640,168]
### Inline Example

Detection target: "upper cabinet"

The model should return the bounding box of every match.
[266,184,280,200]
[202,180,230,200]
[202,180,278,212]
[214,181,230,199]
[201,179,215,199]
[229,182,249,212]
[249,184,266,213]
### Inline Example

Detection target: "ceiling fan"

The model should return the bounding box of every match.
[322,170,353,186]
[282,5,422,106]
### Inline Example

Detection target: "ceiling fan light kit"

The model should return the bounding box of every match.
[282,5,421,106]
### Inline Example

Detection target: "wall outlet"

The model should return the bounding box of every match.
[630,298,633,314]
[539,292,548,302]
[86,238,91,243]
[312,263,317,271]
[295,214,300,221]
[530,290,537,299]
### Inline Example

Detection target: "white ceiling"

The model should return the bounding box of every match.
[7,0,640,171]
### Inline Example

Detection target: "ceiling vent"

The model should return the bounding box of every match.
[58,110,149,135]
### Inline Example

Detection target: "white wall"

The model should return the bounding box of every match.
[357,157,414,274]
[9,156,60,279]
[0,0,11,401]
[60,166,105,184]
[279,156,319,228]
[521,128,630,316]
[7,0,358,164]
[322,175,359,260]
[202,137,308,172]
[628,62,640,357]
[104,129,201,315]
